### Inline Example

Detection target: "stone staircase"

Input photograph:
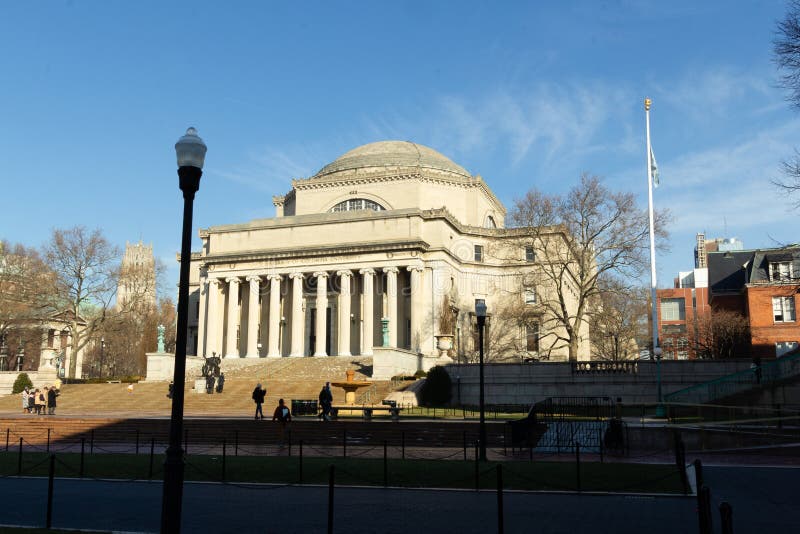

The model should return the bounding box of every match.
[0,357,405,417]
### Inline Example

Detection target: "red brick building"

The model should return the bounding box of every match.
[708,246,799,358]
[656,280,710,360]
[657,236,799,360]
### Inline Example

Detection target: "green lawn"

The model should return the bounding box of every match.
[0,451,685,494]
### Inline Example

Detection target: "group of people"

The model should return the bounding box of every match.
[251,383,292,445]
[21,386,59,415]
[205,373,225,394]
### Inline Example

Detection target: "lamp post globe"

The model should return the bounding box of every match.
[475,299,487,461]
[161,127,206,534]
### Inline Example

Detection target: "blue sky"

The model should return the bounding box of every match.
[1,0,797,292]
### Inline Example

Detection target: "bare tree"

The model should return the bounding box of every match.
[590,277,649,361]
[694,309,751,360]
[0,241,55,369]
[0,242,53,342]
[504,174,669,361]
[42,227,121,379]
[774,1,800,207]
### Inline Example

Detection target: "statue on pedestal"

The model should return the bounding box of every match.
[157,324,166,353]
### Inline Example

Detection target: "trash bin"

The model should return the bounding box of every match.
[291,399,318,416]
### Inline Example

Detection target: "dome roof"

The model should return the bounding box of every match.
[315,141,470,178]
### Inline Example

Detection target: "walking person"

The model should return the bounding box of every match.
[21,387,29,414]
[318,382,333,421]
[27,389,35,413]
[252,383,266,420]
[34,389,45,415]
[272,398,292,447]
[216,373,225,394]
[47,386,58,415]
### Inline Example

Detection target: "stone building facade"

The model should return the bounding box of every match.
[185,141,590,369]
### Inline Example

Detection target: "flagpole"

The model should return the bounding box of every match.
[645,97,665,417]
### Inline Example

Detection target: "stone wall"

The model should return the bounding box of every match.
[0,369,59,396]
[446,359,756,406]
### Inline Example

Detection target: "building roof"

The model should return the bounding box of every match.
[314,140,471,178]
[708,245,800,293]
[707,250,752,294]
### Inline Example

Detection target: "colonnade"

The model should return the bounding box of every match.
[197,265,425,358]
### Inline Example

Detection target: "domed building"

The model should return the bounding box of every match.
[185,141,590,377]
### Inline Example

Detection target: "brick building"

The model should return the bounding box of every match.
[657,234,799,359]
[708,245,799,358]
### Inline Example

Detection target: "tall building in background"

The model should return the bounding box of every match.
[117,241,156,310]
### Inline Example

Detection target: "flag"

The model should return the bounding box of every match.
[649,146,660,187]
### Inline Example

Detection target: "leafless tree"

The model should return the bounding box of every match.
[0,241,55,369]
[42,227,121,379]
[694,309,751,360]
[503,174,669,361]
[0,242,52,340]
[590,277,649,361]
[774,1,800,207]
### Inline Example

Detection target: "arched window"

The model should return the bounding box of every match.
[330,198,386,213]
[485,216,497,229]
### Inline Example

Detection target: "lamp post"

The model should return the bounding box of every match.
[161,127,206,534]
[654,346,665,417]
[475,299,487,461]
[99,337,105,379]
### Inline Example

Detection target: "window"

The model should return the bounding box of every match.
[474,245,484,262]
[524,287,536,305]
[485,216,497,229]
[660,298,685,321]
[776,341,799,357]
[773,296,796,322]
[330,198,385,212]
[525,245,535,262]
[676,337,688,349]
[770,262,793,282]
[47,329,55,348]
[677,351,689,360]
[526,324,539,352]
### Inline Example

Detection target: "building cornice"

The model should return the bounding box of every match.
[196,239,430,266]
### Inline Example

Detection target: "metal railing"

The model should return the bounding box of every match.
[664,351,800,405]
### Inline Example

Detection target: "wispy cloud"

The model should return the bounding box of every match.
[209,145,323,192]
[654,67,772,120]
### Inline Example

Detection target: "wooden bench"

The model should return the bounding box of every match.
[330,405,403,421]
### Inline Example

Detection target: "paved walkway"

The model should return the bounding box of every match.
[0,466,797,533]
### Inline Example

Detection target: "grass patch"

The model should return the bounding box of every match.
[0,451,685,494]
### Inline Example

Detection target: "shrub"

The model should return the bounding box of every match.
[419,366,452,406]
[12,373,33,394]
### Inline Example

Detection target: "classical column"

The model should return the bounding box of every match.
[359,268,375,355]
[267,274,282,358]
[290,273,304,357]
[408,265,424,353]
[313,272,329,357]
[196,278,207,357]
[245,276,261,358]
[225,277,240,358]
[206,279,220,357]
[385,267,399,347]
[337,270,352,357]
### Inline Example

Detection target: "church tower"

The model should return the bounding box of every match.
[117,241,156,310]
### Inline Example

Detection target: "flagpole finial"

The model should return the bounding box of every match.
[644,97,652,111]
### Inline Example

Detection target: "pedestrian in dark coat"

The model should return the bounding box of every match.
[47,387,58,415]
[216,373,225,393]
[318,382,333,421]
[252,383,266,419]
[272,398,292,446]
